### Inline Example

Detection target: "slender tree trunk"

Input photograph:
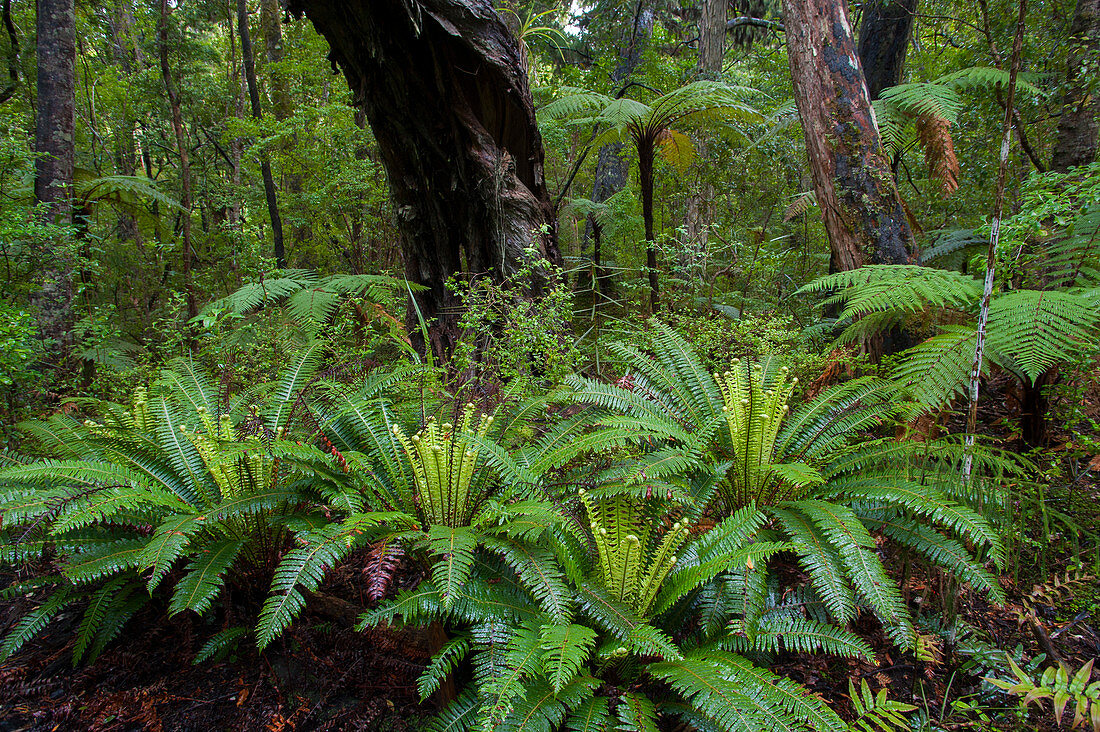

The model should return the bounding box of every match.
[0,0,19,105]
[239,0,286,268]
[963,0,1026,481]
[783,0,913,272]
[32,0,76,359]
[857,0,917,100]
[1050,0,1100,171]
[683,0,725,285]
[158,0,198,321]
[287,0,559,363]
[261,0,308,249]
[639,140,658,313]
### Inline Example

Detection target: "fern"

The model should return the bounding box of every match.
[193,626,250,664]
[168,538,248,616]
[539,623,598,693]
[847,678,917,732]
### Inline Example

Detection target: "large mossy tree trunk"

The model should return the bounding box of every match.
[783,0,913,271]
[286,0,559,362]
[33,0,76,362]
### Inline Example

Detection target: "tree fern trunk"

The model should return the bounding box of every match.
[286,0,559,363]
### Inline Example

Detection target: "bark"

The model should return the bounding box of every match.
[1019,0,1099,445]
[32,0,76,357]
[262,0,308,248]
[857,0,917,101]
[783,0,913,270]
[286,0,559,362]
[158,0,198,321]
[1050,0,1100,171]
[699,0,726,74]
[239,0,287,268]
[0,0,18,105]
[683,0,725,285]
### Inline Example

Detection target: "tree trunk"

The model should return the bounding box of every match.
[286,0,559,362]
[857,0,917,100]
[240,0,287,268]
[699,0,726,75]
[639,140,658,313]
[585,0,656,297]
[262,0,309,249]
[32,0,76,359]
[683,0,725,287]
[158,0,198,321]
[1020,0,1100,446]
[783,0,913,270]
[1,0,19,105]
[1050,0,1099,171]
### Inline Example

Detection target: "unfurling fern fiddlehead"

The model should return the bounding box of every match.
[392,403,492,527]
[577,488,690,617]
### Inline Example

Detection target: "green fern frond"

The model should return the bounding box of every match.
[650,649,845,732]
[258,514,392,648]
[430,525,479,611]
[62,539,147,585]
[539,623,598,693]
[986,289,1100,381]
[616,691,659,732]
[563,696,611,732]
[419,634,471,700]
[168,538,247,616]
[574,580,681,660]
[194,626,250,664]
[891,325,980,409]
[0,586,74,661]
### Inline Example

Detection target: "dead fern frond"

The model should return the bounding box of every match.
[916,114,959,196]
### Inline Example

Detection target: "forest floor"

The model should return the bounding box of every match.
[1,378,1097,731]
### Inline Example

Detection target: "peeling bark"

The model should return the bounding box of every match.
[783,0,913,270]
[285,0,559,362]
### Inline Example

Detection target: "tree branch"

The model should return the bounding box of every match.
[726,16,785,33]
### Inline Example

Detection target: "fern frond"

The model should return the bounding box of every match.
[62,539,147,585]
[649,649,845,732]
[430,525,479,611]
[258,514,389,648]
[575,580,681,659]
[168,538,247,616]
[419,634,471,700]
[0,586,74,661]
[986,289,1100,381]
[539,623,598,693]
[194,626,250,664]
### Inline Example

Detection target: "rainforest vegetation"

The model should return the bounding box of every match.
[0,0,1099,729]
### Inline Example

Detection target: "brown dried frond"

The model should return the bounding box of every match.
[362,539,405,603]
[783,190,816,221]
[916,113,959,196]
